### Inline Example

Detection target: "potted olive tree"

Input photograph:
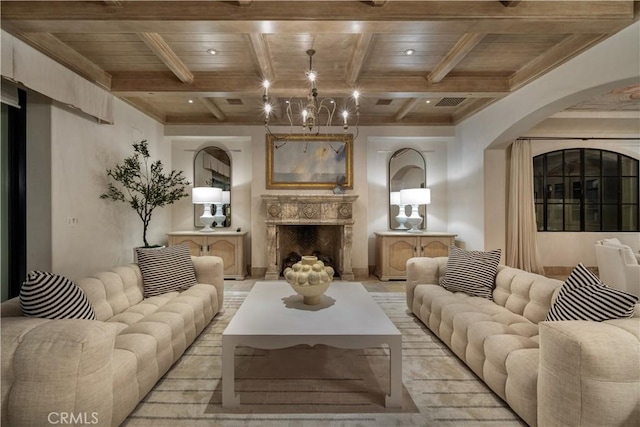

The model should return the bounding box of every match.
[101,140,190,247]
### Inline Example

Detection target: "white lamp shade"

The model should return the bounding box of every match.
[192,187,222,204]
[221,190,231,204]
[390,191,401,206]
[400,188,431,205]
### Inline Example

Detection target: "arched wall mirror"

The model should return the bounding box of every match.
[389,148,426,230]
[193,146,231,228]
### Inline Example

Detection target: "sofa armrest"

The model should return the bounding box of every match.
[624,264,640,297]
[538,319,640,427]
[0,297,22,317]
[191,255,225,309]
[1,318,118,426]
[406,257,447,311]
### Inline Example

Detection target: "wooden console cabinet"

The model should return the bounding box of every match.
[374,231,456,281]
[167,231,247,280]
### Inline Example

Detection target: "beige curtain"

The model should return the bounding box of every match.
[506,140,545,275]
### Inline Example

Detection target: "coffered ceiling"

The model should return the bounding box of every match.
[1,1,638,126]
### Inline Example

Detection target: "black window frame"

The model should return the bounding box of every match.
[534,148,639,232]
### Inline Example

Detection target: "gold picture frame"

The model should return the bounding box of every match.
[266,134,353,189]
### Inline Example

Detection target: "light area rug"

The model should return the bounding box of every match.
[123,291,526,427]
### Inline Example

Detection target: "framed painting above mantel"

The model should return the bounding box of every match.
[266,134,353,190]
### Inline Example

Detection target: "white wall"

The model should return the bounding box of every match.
[366,134,453,266]
[51,98,166,280]
[452,21,640,263]
[166,125,454,276]
[26,91,52,273]
[169,135,253,268]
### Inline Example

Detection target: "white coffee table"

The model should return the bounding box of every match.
[222,281,402,408]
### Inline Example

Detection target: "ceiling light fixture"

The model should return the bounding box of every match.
[207,48,217,55]
[262,49,360,141]
[188,99,194,104]
[404,49,415,55]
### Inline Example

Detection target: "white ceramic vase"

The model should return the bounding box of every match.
[284,255,335,305]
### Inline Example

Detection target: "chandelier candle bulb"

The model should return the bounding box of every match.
[262,49,361,139]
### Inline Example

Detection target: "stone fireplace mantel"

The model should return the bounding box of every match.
[262,194,358,280]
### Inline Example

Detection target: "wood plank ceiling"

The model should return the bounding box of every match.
[1,1,637,126]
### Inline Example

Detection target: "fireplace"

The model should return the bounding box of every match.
[279,225,342,276]
[262,194,358,280]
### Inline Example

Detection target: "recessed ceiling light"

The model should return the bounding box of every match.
[425,100,431,104]
[188,99,194,104]
[207,48,217,55]
[404,49,415,56]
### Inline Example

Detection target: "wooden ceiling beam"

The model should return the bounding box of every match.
[428,33,486,84]
[451,98,498,123]
[2,1,632,21]
[248,33,274,83]
[394,98,421,121]
[137,32,194,84]
[164,112,455,126]
[509,33,608,91]
[346,33,373,86]
[198,97,226,121]
[15,32,112,90]
[123,97,167,123]
[3,19,631,36]
[110,72,510,97]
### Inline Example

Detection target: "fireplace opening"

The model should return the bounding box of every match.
[278,225,342,278]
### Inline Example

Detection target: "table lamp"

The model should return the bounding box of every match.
[400,188,431,233]
[390,191,408,230]
[192,187,222,232]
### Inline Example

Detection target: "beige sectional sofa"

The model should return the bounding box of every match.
[1,256,224,427]
[406,257,640,427]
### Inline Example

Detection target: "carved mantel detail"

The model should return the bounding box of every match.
[262,194,358,280]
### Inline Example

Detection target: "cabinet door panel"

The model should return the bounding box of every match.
[169,236,204,256]
[421,238,451,257]
[387,238,417,275]
[209,238,237,273]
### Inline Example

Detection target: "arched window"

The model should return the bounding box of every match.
[533,149,639,232]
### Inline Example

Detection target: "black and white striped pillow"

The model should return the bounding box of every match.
[135,245,197,298]
[20,271,96,319]
[441,246,501,299]
[546,263,638,321]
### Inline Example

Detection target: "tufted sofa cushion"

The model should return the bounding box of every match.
[407,257,564,427]
[77,266,144,321]
[406,256,640,427]
[1,256,224,427]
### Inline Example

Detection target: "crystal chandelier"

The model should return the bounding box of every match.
[262,49,360,140]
